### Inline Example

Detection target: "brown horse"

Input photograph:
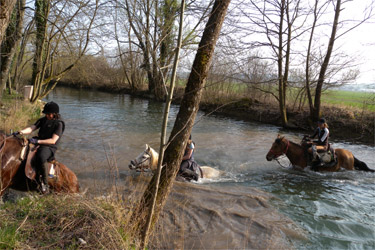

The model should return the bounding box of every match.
[266,135,374,172]
[0,133,79,197]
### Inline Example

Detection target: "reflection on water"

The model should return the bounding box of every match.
[47,87,375,249]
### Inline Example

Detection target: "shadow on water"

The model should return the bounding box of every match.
[44,87,375,249]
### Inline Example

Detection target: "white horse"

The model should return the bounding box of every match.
[128,144,222,179]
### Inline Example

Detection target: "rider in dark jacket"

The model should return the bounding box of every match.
[14,101,64,193]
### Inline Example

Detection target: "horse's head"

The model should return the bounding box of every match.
[266,134,289,161]
[128,144,158,172]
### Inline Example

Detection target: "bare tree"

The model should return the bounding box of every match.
[30,0,99,103]
[306,0,373,121]
[130,0,231,247]
[234,0,306,127]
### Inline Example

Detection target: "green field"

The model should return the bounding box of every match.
[322,90,375,111]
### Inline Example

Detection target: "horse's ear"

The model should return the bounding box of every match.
[277,134,285,140]
[145,144,150,151]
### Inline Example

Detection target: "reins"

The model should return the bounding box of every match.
[134,150,152,170]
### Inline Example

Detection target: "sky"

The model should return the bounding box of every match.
[331,0,375,85]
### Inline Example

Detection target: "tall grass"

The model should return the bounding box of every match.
[0,92,42,133]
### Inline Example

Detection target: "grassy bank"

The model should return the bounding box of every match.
[0,194,135,249]
[322,90,375,111]
[0,92,42,133]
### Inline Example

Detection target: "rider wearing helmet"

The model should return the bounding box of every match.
[14,101,65,193]
[178,135,200,181]
[307,118,329,160]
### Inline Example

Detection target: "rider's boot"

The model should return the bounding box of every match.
[40,162,50,194]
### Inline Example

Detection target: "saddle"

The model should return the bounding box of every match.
[24,144,58,181]
[310,144,337,168]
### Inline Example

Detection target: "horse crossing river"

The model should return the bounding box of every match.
[46,86,374,249]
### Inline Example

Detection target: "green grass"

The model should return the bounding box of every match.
[322,90,375,111]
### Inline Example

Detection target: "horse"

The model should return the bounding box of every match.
[266,135,374,172]
[0,133,79,197]
[128,144,222,179]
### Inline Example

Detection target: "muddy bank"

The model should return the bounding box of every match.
[57,82,375,146]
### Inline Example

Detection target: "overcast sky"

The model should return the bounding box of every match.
[333,0,374,84]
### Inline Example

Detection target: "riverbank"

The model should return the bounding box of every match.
[59,81,375,146]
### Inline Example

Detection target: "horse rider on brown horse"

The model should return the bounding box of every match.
[306,118,330,164]
[13,101,65,194]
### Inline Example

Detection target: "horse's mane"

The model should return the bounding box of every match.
[276,136,303,150]
[288,139,303,149]
[148,146,159,169]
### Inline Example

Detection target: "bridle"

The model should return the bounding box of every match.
[133,150,152,170]
[269,139,290,159]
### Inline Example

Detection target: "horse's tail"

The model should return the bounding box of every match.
[354,157,375,172]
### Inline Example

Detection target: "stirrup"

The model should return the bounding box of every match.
[40,183,49,194]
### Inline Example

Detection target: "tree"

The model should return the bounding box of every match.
[130,0,231,247]
[304,0,372,121]
[235,0,304,127]
[0,0,17,45]
[30,0,99,103]
[140,1,186,247]
[115,0,214,100]
[0,0,25,97]
[119,0,179,100]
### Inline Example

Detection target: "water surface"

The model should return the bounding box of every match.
[47,87,375,249]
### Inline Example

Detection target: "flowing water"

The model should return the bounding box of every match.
[46,87,374,249]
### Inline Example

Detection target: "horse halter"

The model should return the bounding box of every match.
[270,139,290,159]
[132,149,152,170]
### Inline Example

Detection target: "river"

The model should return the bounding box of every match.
[46,87,375,249]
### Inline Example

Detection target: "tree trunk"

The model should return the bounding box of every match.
[140,1,185,248]
[313,0,341,121]
[0,0,25,97]
[30,0,49,103]
[130,0,231,245]
[278,0,288,126]
[0,0,17,45]
[305,0,319,117]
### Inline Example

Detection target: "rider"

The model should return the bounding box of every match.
[178,135,199,181]
[13,101,64,194]
[307,118,329,161]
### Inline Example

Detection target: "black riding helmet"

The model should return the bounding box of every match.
[42,101,59,114]
[318,118,326,124]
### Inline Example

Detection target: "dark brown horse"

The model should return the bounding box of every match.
[1,133,79,197]
[266,135,374,172]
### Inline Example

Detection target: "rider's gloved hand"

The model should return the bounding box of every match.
[28,138,39,144]
[12,131,20,136]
